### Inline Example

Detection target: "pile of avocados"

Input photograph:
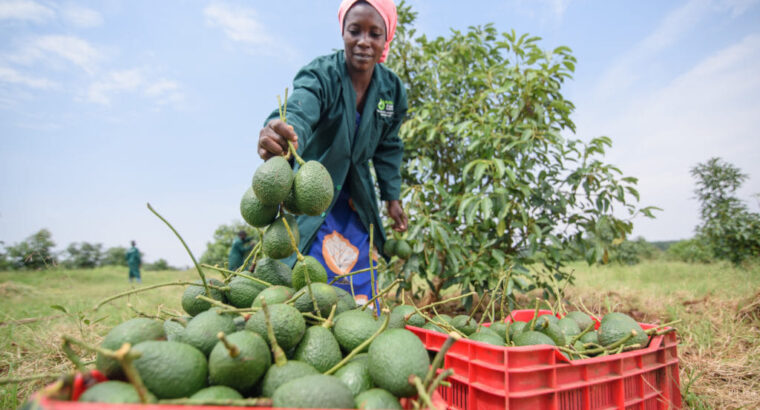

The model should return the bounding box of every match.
[80,152,439,409]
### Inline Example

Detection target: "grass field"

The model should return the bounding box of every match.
[1,261,758,408]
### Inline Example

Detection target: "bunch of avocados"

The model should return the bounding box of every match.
[73,143,448,408]
[410,302,668,360]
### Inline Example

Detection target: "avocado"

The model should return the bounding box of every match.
[368,328,430,398]
[181,279,226,317]
[189,385,243,400]
[422,321,445,333]
[252,156,294,206]
[334,359,373,396]
[95,318,165,379]
[536,314,559,327]
[78,381,151,404]
[240,186,279,227]
[293,325,342,373]
[208,330,271,393]
[333,309,383,354]
[598,312,648,348]
[355,388,403,410]
[260,360,319,398]
[225,276,266,308]
[508,321,528,340]
[262,215,300,259]
[293,160,334,216]
[163,318,185,343]
[435,314,453,324]
[539,321,566,346]
[451,315,478,335]
[252,285,295,308]
[558,317,582,339]
[294,283,337,318]
[246,303,305,351]
[291,256,328,290]
[513,330,556,347]
[334,286,357,315]
[389,305,424,328]
[383,239,398,257]
[488,322,508,340]
[272,374,354,409]
[282,186,301,215]
[564,311,595,331]
[394,240,412,260]
[580,330,599,345]
[132,340,208,399]
[254,257,293,287]
[469,330,504,346]
[182,309,237,356]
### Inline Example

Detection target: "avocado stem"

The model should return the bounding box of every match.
[93,280,227,311]
[368,224,378,313]
[425,368,454,404]
[424,334,458,386]
[568,322,595,346]
[303,270,322,318]
[279,215,303,262]
[411,305,465,338]
[499,268,511,321]
[528,298,541,331]
[418,291,477,311]
[466,291,487,324]
[202,264,273,287]
[581,330,636,355]
[360,279,402,312]
[146,203,210,296]
[324,313,390,375]
[238,239,261,274]
[321,304,337,329]
[411,375,436,410]
[195,295,237,311]
[260,299,287,366]
[327,266,376,285]
[216,332,240,358]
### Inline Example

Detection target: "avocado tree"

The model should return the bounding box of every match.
[691,157,760,264]
[385,4,657,302]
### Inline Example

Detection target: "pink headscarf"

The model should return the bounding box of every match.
[338,0,397,63]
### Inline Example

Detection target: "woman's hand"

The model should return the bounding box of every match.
[258,119,299,160]
[387,200,408,232]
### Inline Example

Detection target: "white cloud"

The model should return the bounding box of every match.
[60,4,102,28]
[574,34,760,240]
[87,68,144,105]
[716,0,760,16]
[0,65,56,88]
[0,0,54,23]
[8,35,101,74]
[88,70,185,108]
[203,2,295,57]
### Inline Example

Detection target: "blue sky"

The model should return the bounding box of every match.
[1,0,759,267]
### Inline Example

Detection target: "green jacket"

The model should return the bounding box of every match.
[228,237,253,271]
[267,51,407,259]
[125,247,141,268]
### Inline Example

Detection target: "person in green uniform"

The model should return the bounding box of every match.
[228,230,254,271]
[125,241,142,283]
[257,0,408,307]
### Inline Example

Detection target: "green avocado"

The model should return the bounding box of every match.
[254,257,293,287]
[451,315,478,335]
[95,318,165,379]
[132,340,208,399]
[293,325,342,373]
[189,385,243,400]
[182,309,237,356]
[333,309,382,354]
[252,156,294,206]
[181,279,226,317]
[208,330,271,393]
[513,330,556,347]
[293,160,334,216]
[246,303,305,351]
[355,388,403,410]
[368,328,430,398]
[262,215,299,259]
[252,285,295,308]
[598,312,648,348]
[240,186,278,227]
[78,381,152,404]
[225,276,266,308]
[294,283,337,318]
[260,360,319,398]
[335,359,373,396]
[394,240,412,259]
[272,374,354,409]
[291,256,328,290]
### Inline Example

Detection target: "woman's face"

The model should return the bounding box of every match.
[343,3,386,74]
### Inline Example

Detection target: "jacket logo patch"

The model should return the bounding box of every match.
[377,99,394,118]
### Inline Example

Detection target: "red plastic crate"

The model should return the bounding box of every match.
[407,309,681,410]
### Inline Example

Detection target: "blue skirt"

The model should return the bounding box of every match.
[306,189,380,311]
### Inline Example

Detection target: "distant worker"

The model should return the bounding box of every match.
[125,240,142,283]
[228,230,254,271]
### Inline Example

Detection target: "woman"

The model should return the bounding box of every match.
[257,0,408,308]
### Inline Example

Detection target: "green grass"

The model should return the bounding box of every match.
[0,266,202,407]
